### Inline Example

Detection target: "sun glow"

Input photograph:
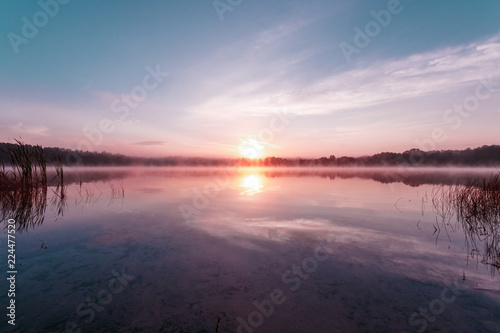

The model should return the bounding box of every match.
[239,139,264,159]
[240,174,264,195]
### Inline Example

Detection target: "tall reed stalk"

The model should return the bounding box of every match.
[0,140,63,232]
[433,173,500,270]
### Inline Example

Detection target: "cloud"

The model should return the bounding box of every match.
[300,37,500,111]
[131,141,167,146]
[9,123,49,136]
[187,34,500,119]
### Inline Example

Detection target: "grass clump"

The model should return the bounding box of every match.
[433,173,500,270]
[0,140,64,232]
[454,174,500,268]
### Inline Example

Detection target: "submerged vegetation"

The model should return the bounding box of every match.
[432,173,500,272]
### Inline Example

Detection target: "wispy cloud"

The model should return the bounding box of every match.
[301,37,500,112]
[188,35,500,119]
[131,141,167,146]
[9,122,49,136]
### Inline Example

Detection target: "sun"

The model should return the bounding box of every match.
[239,139,264,159]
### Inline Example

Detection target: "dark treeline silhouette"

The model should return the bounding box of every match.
[223,145,500,167]
[0,143,232,167]
[1,142,500,167]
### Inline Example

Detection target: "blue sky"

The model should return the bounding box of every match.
[1,0,500,158]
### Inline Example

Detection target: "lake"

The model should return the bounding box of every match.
[1,167,499,333]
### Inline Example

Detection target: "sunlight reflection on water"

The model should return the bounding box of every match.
[240,174,264,195]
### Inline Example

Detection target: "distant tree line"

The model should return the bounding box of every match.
[235,145,500,167]
[1,142,500,167]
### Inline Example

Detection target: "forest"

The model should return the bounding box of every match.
[1,142,500,167]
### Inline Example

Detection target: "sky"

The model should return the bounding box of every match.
[1,0,500,159]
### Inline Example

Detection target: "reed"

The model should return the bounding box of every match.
[0,178,47,232]
[454,173,500,224]
[0,139,48,187]
[455,174,499,269]
[108,181,125,206]
[433,173,500,270]
[0,140,64,232]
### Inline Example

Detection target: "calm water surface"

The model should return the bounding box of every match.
[1,167,499,333]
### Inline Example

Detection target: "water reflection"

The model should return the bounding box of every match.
[240,174,264,195]
[2,167,499,232]
[29,166,500,186]
[49,182,67,220]
[0,179,124,233]
[2,167,500,332]
[430,176,500,275]
[0,180,47,232]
